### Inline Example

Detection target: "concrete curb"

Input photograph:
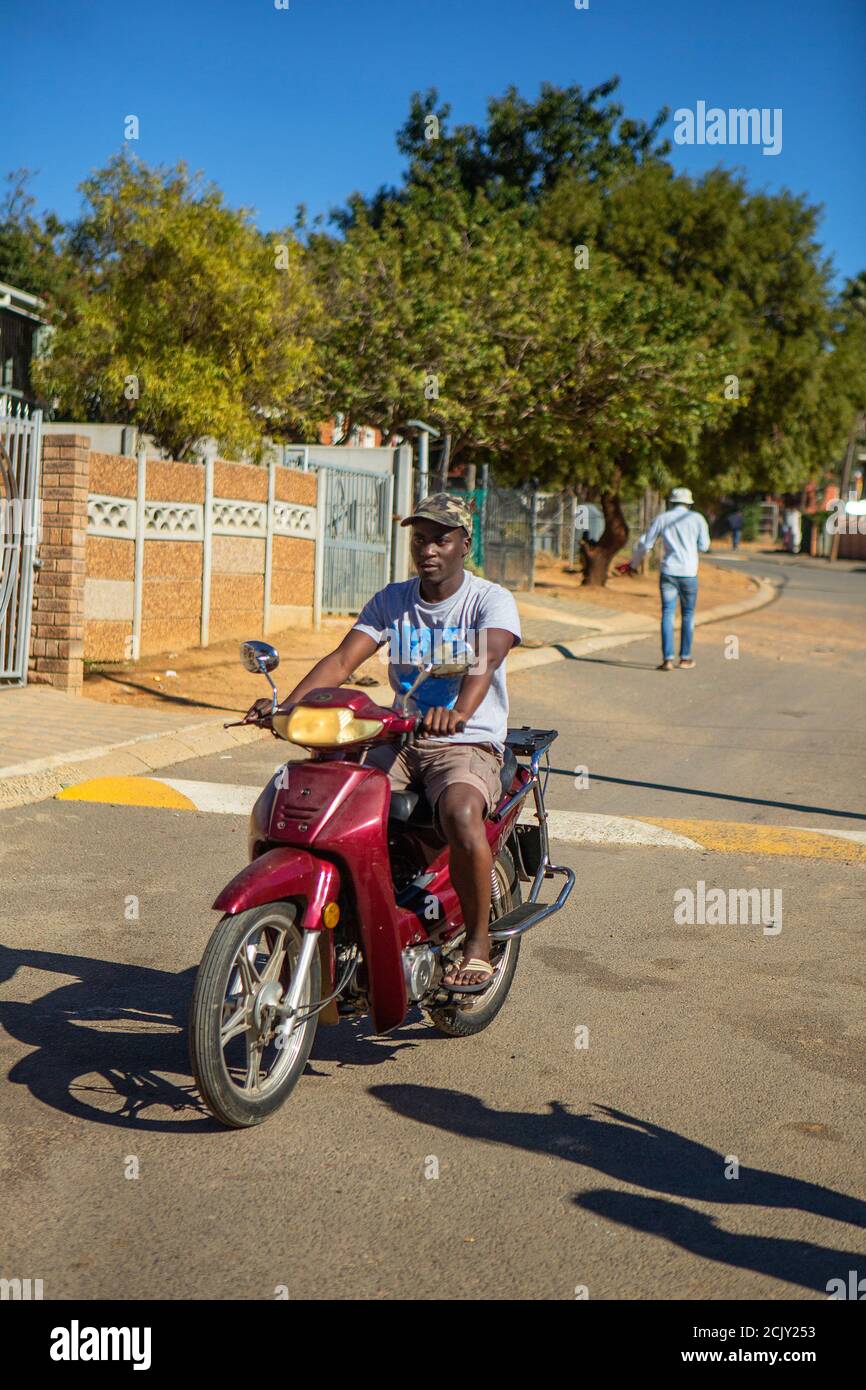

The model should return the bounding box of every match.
[0,718,266,811]
[54,775,866,862]
[1,577,778,812]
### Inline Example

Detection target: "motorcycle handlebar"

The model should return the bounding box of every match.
[223,704,467,737]
[223,700,276,731]
[413,715,466,735]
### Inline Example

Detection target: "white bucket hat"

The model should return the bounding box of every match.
[669,487,694,506]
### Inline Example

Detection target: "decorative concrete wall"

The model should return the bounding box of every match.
[34,437,318,681]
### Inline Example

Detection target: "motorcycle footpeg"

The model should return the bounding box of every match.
[488,901,553,940]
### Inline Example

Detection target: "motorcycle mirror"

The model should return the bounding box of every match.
[240,640,280,675]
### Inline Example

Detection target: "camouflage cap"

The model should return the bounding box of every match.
[400,491,473,533]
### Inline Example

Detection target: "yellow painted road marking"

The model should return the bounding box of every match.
[54,779,866,862]
[639,818,866,862]
[57,776,198,810]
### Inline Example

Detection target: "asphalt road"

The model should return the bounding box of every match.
[1,554,863,1300]
[521,551,866,832]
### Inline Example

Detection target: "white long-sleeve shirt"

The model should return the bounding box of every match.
[630,505,711,577]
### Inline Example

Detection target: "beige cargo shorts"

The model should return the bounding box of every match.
[367,740,505,819]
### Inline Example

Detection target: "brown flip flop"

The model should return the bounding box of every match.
[442,957,495,995]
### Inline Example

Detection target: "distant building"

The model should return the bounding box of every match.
[319,414,382,447]
[0,280,47,409]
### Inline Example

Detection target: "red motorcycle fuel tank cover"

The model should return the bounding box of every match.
[269,760,382,844]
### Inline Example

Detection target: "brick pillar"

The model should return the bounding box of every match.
[28,434,90,694]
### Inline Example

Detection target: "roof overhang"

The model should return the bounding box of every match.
[0,281,46,323]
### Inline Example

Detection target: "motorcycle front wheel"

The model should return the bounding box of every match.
[189,902,320,1129]
[428,848,521,1037]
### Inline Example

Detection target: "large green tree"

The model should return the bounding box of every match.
[339,77,670,227]
[583,163,850,499]
[310,189,588,458]
[33,153,320,459]
[353,85,858,581]
[311,175,729,581]
[822,271,866,510]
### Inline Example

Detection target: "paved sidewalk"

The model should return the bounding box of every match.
[0,686,261,809]
[0,687,224,773]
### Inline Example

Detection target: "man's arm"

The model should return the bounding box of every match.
[697,514,711,553]
[282,628,381,707]
[629,514,663,571]
[421,628,516,736]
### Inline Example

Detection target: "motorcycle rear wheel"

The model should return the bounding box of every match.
[189,902,320,1129]
[428,849,521,1037]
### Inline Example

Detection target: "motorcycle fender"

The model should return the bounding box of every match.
[212,847,341,931]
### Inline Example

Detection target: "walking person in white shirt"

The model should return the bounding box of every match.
[616,487,711,671]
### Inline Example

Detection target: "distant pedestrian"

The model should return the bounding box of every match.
[783,505,802,553]
[727,509,744,550]
[616,487,711,671]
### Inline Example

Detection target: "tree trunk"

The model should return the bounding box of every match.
[580,489,629,587]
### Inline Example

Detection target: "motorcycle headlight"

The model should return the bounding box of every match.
[274,704,384,747]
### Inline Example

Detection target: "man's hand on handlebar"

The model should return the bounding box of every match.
[223,696,278,731]
[419,706,466,737]
[247,696,276,722]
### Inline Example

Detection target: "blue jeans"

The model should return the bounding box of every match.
[660,574,698,661]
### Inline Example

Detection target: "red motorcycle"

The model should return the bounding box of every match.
[189,640,574,1128]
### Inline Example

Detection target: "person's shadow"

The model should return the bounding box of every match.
[575,1191,857,1296]
[369,1086,864,1293]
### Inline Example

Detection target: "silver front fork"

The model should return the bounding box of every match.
[274,930,321,1038]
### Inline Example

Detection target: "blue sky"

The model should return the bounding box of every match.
[4,0,865,284]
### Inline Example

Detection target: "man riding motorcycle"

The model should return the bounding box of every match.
[281,492,521,992]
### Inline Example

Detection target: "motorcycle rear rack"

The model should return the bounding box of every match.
[488,727,576,939]
[505,726,558,757]
[489,861,575,940]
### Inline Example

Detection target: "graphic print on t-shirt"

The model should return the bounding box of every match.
[352,572,522,748]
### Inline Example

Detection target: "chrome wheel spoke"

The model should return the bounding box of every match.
[220,1001,251,1046]
[259,927,288,987]
[243,1035,264,1092]
[236,941,260,994]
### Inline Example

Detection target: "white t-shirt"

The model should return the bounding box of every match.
[353,571,521,749]
[631,505,711,577]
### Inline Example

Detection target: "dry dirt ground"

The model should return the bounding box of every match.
[531,542,757,613]
[81,549,757,719]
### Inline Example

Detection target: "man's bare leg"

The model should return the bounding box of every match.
[437,785,492,987]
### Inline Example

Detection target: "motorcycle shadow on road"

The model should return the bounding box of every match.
[370,1087,865,1295]
[0,943,214,1132]
[303,1009,442,1073]
[0,944,439,1131]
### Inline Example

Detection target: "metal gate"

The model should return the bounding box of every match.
[481,485,534,590]
[317,465,393,614]
[0,406,42,686]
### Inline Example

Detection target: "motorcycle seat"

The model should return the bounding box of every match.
[387,746,518,824]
